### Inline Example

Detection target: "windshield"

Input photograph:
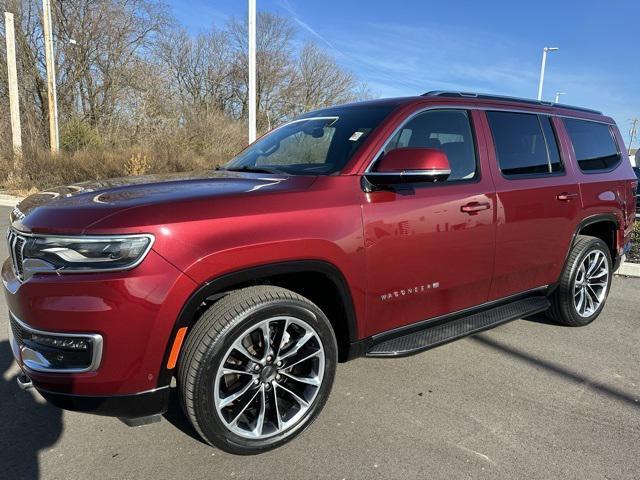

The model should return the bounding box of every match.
[223,105,395,175]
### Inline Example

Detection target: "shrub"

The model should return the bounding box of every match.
[60,118,101,151]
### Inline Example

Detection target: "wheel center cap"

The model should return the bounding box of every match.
[260,365,277,383]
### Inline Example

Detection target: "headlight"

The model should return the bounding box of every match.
[20,234,154,276]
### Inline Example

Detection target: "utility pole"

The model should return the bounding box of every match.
[4,12,22,164]
[248,0,257,143]
[42,0,59,153]
[537,47,559,101]
[629,118,639,155]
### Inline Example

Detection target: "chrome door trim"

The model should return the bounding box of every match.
[364,104,615,173]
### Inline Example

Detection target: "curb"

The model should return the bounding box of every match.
[0,194,22,208]
[616,260,640,278]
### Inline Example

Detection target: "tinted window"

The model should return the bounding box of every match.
[382,110,477,181]
[563,119,621,172]
[487,112,563,176]
[225,106,395,175]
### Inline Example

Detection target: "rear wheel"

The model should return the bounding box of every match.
[547,235,612,326]
[178,285,337,454]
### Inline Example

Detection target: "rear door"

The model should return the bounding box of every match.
[362,109,496,336]
[481,111,580,300]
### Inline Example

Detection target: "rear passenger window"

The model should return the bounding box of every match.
[382,110,477,181]
[563,119,621,172]
[487,111,563,176]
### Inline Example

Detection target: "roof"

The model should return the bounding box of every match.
[422,91,602,115]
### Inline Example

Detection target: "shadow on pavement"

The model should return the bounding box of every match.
[523,312,563,326]
[472,334,640,409]
[162,388,207,446]
[0,340,63,480]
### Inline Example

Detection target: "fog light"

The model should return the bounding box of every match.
[31,334,90,351]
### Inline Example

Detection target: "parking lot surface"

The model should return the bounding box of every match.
[0,206,638,480]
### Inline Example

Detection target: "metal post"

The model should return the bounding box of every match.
[537,47,558,101]
[248,0,257,143]
[554,92,565,104]
[42,0,59,153]
[629,118,638,155]
[4,12,22,162]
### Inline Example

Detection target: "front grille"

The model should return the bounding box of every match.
[7,229,26,281]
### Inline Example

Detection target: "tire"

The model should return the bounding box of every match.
[177,285,337,454]
[547,235,613,327]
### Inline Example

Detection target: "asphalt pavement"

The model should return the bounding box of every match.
[0,206,639,480]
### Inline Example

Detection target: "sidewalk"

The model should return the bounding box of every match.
[617,258,640,277]
[0,193,21,208]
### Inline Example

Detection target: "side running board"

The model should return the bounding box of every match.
[367,296,550,357]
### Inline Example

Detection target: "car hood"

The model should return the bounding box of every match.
[11,170,316,233]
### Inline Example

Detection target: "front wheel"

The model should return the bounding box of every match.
[178,285,337,454]
[547,235,612,327]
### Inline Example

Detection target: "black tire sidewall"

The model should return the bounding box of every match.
[193,300,337,454]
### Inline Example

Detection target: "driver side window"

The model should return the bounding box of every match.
[382,110,477,181]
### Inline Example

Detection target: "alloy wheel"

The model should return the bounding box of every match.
[213,316,325,439]
[573,249,609,318]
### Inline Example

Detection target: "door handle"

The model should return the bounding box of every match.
[461,202,491,214]
[556,192,578,202]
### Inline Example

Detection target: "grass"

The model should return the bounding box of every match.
[629,220,640,264]
[0,143,244,196]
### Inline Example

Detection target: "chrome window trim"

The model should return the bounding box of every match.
[364,104,615,173]
[6,228,155,281]
[9,311,103,374]
[365,169,452,177]
[254,116,339,137]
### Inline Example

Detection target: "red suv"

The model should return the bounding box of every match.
[5,92,637,454]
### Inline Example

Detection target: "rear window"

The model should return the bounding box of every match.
[563,119,621,172]
[486,111,563,177]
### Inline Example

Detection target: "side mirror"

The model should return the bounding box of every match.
[363,148,451,190]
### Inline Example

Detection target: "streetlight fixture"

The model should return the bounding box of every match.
[554,92,565,104]
[537,47,559,101]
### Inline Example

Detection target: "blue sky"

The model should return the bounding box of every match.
[166,0,639,147]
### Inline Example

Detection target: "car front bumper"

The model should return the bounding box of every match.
[3,250,197,417]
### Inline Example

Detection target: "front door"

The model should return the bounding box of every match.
[362,109,496,337]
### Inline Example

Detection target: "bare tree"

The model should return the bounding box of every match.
[0,1,370,169]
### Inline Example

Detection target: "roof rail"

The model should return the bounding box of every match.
[422,91,602,115]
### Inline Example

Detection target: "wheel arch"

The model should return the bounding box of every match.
[550,213,619,296]
[157,260,359,386]
[575,214,618,259]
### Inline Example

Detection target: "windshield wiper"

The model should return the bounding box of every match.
[220,165,286,175]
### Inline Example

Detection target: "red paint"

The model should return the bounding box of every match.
[4,95,636,404]
[376,147,450,173]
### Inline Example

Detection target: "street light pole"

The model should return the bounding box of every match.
[554,92,565,104]
[248,0,256,144]
[43,0,59,153]
[4,12,22,162]
[537,47,558,101]
[629,118,638,155]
